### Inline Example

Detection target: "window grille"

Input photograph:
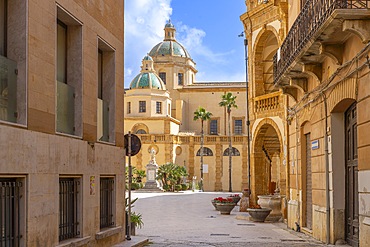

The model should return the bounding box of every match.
[59,178,80,241]
[0,179,22,247]
[223,147,240,156]
[100,178,115,229]
[196,147,213,156]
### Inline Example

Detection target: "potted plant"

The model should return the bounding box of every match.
[125,198,144,236]
[227,194,241,204]
[130,212,144,236]
[214,197,236,215]
[247,204,272,222]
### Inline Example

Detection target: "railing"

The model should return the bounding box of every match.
[0,179,22,247]
[97,99,109,142]
[254,91,281,113]
[56,81,75,135]
[0,55,17,123]
[273,0,370,85]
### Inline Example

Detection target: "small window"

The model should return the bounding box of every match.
[196,147,213,156]
[59,178,80,241]
[159,72,166,84]
[223,147,240,156]
[209,119,218,135]
[139,101,146,113]
[100,177,115,229]
[178,73,183,85]
[0,178,23,246]
[234,119,243,135]
[156,101,162,114]
[127,102,131,114]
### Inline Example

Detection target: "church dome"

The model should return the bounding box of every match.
[149,41,190,58]
[129,73,165,90]
[129,55,166,90]
[149,20,191,58]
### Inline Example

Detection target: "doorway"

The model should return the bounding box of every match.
[345,102,359,246]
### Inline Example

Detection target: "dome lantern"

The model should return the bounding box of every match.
[164,19,176,41]
[129,55,166,90]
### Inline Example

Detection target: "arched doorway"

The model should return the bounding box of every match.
[331,99,358,245]
[252,121,283,203]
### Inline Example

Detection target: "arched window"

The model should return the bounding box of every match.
[223,147,240,156]
[136,129,147,134]
[196,147,213,156]
[132,123,149,134]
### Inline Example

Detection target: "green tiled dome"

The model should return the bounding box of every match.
[129,72,165,90]
[149,40,191,58]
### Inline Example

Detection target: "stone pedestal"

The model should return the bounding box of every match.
[142,148,162,191]
[239,189,250,212]
[142,162,161,190]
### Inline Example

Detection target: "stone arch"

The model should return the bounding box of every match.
[251,118,284,204]
[131,123,149,134]
[252,26,281,97]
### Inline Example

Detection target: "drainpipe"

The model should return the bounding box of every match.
[295,113,300,232]
[322,92,330,244]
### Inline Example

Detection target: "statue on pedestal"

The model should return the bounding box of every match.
[142,147,162,191]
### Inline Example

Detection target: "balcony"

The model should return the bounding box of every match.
[273,0,370,86]
[0,55,17,123]
[97,98,109,142]
[56,81,75,135]
[254,91,283,118]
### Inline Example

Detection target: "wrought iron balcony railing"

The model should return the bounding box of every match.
[273,0,370,85]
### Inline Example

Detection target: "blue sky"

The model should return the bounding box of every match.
[124,0,247,87]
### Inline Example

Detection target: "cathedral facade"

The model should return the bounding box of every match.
[125,22,250,192]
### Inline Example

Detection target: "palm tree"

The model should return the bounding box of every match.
[219,92,238,192]
[193,107,213,191]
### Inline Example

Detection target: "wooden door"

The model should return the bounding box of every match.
[345,103,359,247]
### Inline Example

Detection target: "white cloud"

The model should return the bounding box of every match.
[176,23,233,65]
[124,0,173,86]
[124,0,245,86]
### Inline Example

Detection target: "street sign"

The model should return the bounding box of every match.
[124,134,141,156]
[311,139,319,150]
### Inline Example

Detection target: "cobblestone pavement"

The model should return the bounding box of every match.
[127,191,333,247]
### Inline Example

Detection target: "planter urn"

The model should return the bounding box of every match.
[247,207,272,222]
[215,203,236,215]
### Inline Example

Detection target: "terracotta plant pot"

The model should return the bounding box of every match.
[247,207,272,222]
[215,203,236,215]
